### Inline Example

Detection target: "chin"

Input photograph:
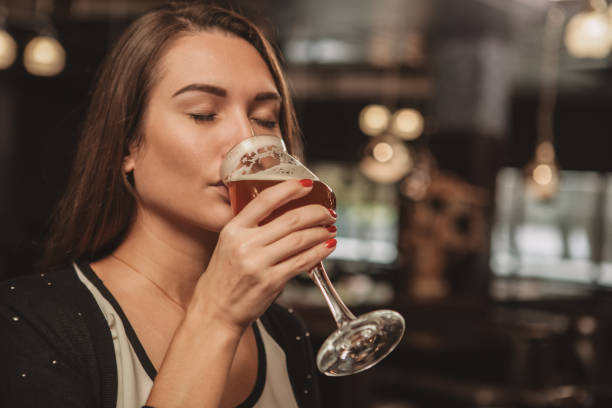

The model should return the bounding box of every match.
[202,208,234,233]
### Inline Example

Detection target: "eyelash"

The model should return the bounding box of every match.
[189,114,278,130]
[253,118,278,129]
[189,113,216,123]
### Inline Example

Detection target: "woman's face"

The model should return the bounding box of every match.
[126,30,282,234]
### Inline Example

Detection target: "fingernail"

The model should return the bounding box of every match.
[326,225,337,233]
[299,179,313,187]
[325,238,337,248]
[328,209,337,218]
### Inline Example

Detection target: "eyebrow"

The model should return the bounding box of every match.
[172,83,282,103]
[172,83,226,98]
[254,92,282,103]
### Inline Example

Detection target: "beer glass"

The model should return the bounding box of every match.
[221,135,405,376]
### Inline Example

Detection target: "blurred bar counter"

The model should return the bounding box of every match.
[283,278,612,408]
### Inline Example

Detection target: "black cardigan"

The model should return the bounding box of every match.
[0,261,321,408]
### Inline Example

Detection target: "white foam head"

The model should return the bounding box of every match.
[233,164,317,181]
[221,135,317,183]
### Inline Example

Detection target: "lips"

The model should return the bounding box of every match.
[211,181,229,202]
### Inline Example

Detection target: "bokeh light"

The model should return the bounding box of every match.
[0,29,17,69]
[359,104,391,136]
[373,142,394,163]
[526,159,559,200]
[533,164,553,186]
[390,108,424,140]
[360,136,413,183]
[24,36,65,77]
[565,10,611,59]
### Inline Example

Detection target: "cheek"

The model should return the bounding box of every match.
[136,120,211,192]
[141,143,199,186]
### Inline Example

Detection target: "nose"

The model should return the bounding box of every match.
[223,111,255,157]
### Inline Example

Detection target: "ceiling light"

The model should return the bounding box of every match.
[360,136,413,184]
[24,35,65,77]
[390,108,424,140]
[565,9,612,58]
[359,104,391,137]
[0,29,17,69]
[372,142,394,163]
[525,141,559,200]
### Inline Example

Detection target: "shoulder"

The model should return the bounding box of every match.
[0,263,117,408]
[0,262,112,362]
[0,264,88,316]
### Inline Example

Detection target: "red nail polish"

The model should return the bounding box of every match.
[326,225,337,233]
[299,179,313,187]
[325,238,337,248]
[328,209,337,218]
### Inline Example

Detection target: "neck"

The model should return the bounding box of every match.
[113,209,219,308]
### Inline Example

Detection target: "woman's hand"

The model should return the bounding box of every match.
[188,179,337,335]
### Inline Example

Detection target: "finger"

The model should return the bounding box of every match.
[263,225,336,266]
[232,179,314,227]
[271,236,337,281]
[255,204,336,247]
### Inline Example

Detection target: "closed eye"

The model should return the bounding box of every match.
[253,118,278,129]
[189,113,216,123]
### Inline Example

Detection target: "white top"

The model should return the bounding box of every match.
[73,263,299,408]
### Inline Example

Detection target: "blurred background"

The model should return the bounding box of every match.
[2,0,612,406]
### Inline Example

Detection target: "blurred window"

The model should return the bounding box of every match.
[490,167,609,286]
[310,162,399,266]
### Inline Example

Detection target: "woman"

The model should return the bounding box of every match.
[0,2,337,407]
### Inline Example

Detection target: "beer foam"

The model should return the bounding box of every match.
[229,163,318,181]
[221,135,318,183]
[233,135,284,154]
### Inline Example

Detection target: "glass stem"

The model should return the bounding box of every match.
[310,262,356,327]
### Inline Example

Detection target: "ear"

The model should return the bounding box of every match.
[122,144,138,174]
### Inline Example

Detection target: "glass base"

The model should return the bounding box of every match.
[316,309,405,376]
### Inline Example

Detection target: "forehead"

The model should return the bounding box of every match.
[154,30,277,94]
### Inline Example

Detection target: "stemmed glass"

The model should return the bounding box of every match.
[221,135,405,376]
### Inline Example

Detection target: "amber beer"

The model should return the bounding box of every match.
[228,178,336,224]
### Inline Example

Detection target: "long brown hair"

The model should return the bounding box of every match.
[44,2,302,267]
